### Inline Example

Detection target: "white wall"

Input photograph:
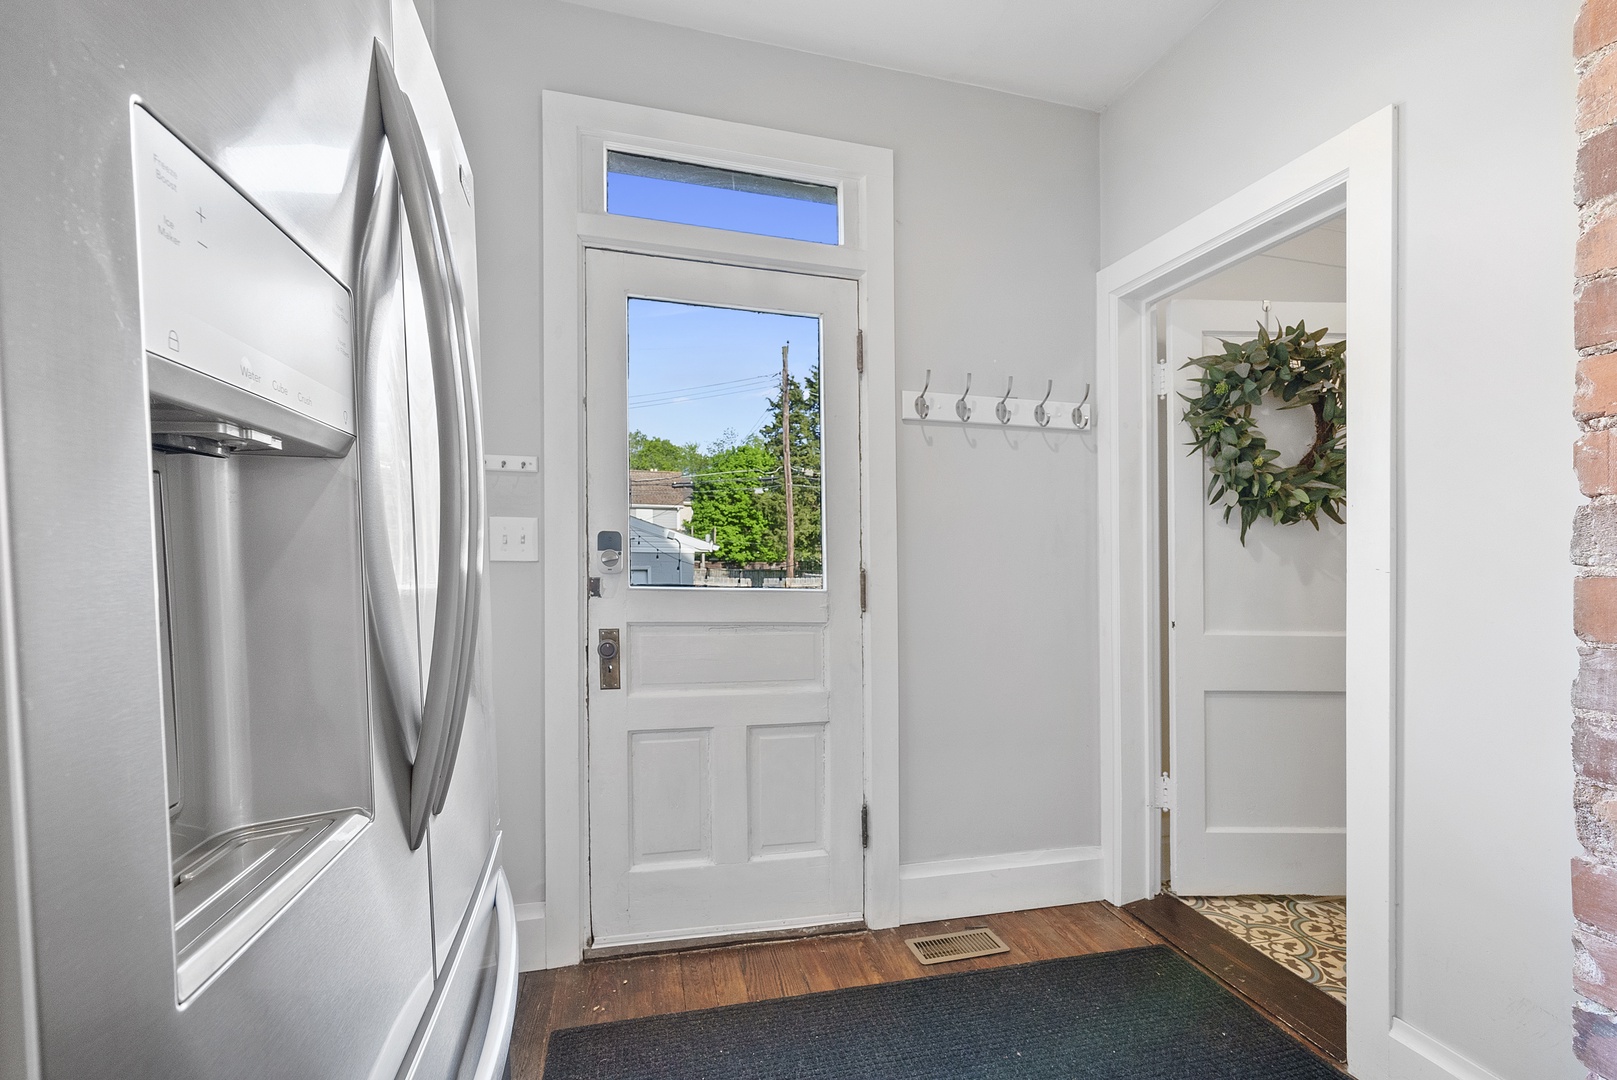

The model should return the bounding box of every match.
[1103,3,1580,1077]
[1172,218,1345,303]
[432,0,1101,924]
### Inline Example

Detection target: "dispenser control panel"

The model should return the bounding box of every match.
[131,106,355,436]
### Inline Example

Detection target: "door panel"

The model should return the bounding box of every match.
[429,676,499,960]
[585,251,863,947]
[1166,300,1347,896]
[629,730,712,865]
[749,724,827,856]
[632,624,824,689]
[371,146,496,969]
[1204,691,1347,829]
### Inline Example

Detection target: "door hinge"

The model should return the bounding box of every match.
[860,567,868,612]
[856,329,865,375]
[1155,772,1176,812]
[861,802,870,848]
[1154,357,1169,399]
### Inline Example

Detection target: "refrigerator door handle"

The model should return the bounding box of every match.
[357,158,425,765]
[428,203,486,819]
[470,870,519,1080]
[375,41,479,851]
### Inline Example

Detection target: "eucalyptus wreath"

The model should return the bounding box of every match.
[1180,321,1346,543]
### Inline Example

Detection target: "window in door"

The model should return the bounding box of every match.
[625,297,824,589]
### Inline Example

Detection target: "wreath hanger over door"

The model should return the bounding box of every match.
[1180,320,1346,543]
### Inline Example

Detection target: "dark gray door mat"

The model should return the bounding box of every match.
[543,945,1345,1079]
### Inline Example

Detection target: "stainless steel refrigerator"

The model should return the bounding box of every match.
[0,0,516,1076]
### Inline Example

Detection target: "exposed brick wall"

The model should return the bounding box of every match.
[1578,3,1617,1073]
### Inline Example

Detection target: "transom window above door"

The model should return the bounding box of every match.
[606,151,840,244]
[625,297,825,589]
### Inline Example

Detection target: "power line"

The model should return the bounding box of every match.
[628,373,778,407]
[630,387,778,410]
[629,372,777,398]
[741,405,775,440]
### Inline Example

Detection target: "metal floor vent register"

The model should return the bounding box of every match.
[904,927,1011,966]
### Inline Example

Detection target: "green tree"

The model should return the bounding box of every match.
[628,430,706,474]
[688,439,781,565]
[758,363,823,573]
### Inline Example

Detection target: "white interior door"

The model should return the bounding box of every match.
[1165,300,1347,896]
[585,250,864,948]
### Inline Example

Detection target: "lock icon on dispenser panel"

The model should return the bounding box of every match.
[597,530,623,573]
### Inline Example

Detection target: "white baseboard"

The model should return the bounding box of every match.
[897,846,1106,925]
[1388,1019,1509,1080]
[515,902,547,972]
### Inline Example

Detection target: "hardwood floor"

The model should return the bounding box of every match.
[1123,894,1347,1064]
[507,901,1344,1078]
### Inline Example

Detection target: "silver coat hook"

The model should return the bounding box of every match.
[1072,384,1092,430]
[1262,299,1273,334]
[1034,379,1053,427]
[995,376,1014,424]
[915,369,931,420]
[956,373,973,422]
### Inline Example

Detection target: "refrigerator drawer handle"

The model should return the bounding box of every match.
[375,40,482,851]
[471,870,519,1080]
[393,837,508,1080]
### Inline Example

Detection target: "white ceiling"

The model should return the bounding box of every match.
[557,0,1226,111]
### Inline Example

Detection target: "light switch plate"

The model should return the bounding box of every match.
[484,454,538,473]
[488,516,539,561]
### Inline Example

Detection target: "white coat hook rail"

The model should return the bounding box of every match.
[902,374,1093,432]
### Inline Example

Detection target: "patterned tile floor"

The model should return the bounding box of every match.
[1180,895,1347,1003]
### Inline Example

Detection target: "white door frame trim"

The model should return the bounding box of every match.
[1095,107,1398,1076]
[540,92,899,968]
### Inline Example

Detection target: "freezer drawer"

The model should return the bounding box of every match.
[398,845,518,1080]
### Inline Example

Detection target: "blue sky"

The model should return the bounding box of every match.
[627,299,820,450]
[607,172,838,245]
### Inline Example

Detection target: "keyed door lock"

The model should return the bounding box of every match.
[598,628,621,690]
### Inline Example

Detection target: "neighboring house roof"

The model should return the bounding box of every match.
[630,470,692,508]
[628,514,717,555]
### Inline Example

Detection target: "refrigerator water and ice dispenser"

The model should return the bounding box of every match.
[133,105,373,1001]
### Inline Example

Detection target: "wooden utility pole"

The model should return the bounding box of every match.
[781,343,795,581]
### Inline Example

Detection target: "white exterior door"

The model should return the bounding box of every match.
[1165,300,1347,896]
[584,250,864,948]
